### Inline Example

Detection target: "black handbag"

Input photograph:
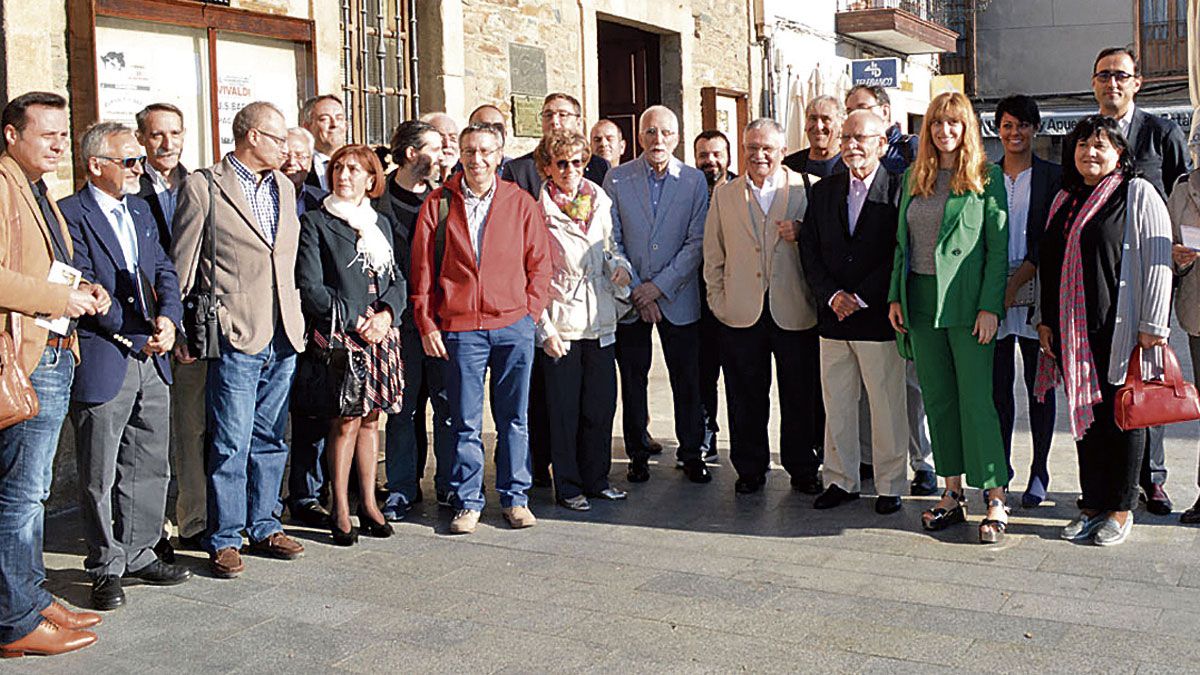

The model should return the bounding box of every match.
[182,169,222,359]
[290,303,368,418]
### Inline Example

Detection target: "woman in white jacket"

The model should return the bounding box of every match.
[534,130,633,511]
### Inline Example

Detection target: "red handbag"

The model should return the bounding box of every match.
[1113,345,1200,431]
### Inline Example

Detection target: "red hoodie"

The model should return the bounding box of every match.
[410,172,552,335]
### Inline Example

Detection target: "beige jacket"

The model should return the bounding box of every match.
[536,180,632,344]
[170,155,305,354]
[703,168,817,330]
[1169,171,1200,335]
[0,154,78,374]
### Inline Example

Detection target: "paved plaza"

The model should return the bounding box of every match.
[8,334,1200,674]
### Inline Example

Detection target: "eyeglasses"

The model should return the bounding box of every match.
[253,128,288,145]
[541,110,580,121]
[555,158,585,170]
[98,155,145,168]
[839,133,883,146]
[1093,70,1137,84]
[285,151,312,162]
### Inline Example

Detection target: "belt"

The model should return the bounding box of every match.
[47,334,76,350]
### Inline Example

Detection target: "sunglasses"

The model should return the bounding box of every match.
[555,158,585,170]
[99,155,146,168]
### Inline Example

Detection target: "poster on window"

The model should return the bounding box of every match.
[714,94,740,170]
[214,33,305,157]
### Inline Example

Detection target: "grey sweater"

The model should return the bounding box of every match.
[905,169,952,275]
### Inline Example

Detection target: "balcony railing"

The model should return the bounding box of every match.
[835,0,960,55]
[838,0,949,26]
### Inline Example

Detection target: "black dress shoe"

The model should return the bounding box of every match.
[875,495,902,515]
[734,475,766,494]
[1142,485,1173,516]
[331,524,358,546]
[813,484,860,509]
[859,462,874,482]
[644,434,663,455]
[153,536,175,564]
[909,469,938,496]
[356,508,395,538]
[681,459,712,484]
[627,459,650,483]
[789,473,822,495]
[289,502,332,528]
[91,575,125,611]
[177,534,204,551]
[124,559,192,586]
[1181,496,1200,524]
[531,474,553,488]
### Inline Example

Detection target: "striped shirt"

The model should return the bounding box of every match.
[227,154,280,244]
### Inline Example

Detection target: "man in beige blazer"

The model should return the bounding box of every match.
[0,91,109,657]
[171,101,306,580]
[703,117,822,495]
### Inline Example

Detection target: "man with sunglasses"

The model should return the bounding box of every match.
[1091,46,1191,517]
[60,122,191,611]
[171,101,307,579]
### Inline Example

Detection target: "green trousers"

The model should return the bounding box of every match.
[907,274,1008,490]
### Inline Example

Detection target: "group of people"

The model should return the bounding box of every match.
[1,43,1199,658]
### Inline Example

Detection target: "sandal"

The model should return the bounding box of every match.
[979,497,1010,544]
[921,489,967,531]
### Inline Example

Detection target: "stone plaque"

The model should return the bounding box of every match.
[508,43,547,96]
[512,94,544,138]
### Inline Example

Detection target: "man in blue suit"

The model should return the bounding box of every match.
[605,105,711,485]
[61,122,191,611]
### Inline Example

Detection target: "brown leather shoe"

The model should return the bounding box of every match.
[0,620,96,658]
[210,547,245,579]
[40,601,101,629]
[244,532,304,560]
[501,506,537,529]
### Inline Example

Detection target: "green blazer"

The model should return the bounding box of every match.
[887,163,1008,358]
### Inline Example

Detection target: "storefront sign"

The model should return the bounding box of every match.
[981,105,1194,138]
[851,58,899,89]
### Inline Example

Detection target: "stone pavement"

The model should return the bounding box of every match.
[8,333,1200,674]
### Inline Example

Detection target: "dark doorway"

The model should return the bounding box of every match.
[597,19,661,165]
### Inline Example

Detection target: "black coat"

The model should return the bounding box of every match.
[501,152,609,198]
[799,168,903,341]
[1122,107,1192,200]
[372,172,432,328]
[295,206,406,334]
[998,154,1062,267]
[136,164,187,249]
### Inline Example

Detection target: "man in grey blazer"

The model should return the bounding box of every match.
[604,105,711,485]
[171,102,307,579]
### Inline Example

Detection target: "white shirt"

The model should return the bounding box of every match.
[88,183,139,271]
[846,165,880,236]
[312,151,331,191]
[999,165,1037,340]
[463,179,497,263]
[1115,104,1136,138]
[748,169,783,216]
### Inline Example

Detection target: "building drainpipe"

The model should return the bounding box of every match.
[407,0,419,117]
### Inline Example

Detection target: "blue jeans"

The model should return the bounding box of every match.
[204,330,296,553]
[384,328,452,506]
[443,315,535,511]
[0,346,72,644]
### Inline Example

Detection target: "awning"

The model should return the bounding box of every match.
[980,105,1194,138]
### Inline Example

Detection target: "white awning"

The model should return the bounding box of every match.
[980,105,1194,138]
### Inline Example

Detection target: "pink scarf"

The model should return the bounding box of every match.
[1033,172,1125,440]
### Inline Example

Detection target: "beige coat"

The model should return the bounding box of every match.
[170,155,305,354]
[0,154,78,374]
[536,180,632,343]
[703,168,817,330]
[1169,171,1200,335]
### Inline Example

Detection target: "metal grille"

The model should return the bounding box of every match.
[1140,0,1188,78]
[341,0,415,147]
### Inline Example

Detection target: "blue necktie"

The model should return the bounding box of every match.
[112,205,139,271]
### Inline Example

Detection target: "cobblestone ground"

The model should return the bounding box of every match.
[8,332,1200,673]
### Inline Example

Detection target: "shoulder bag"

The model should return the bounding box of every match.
[181,169,222,359]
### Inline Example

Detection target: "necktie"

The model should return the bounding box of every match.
[32,181,69,262]
[112,205,139,271]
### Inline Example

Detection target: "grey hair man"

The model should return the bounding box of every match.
[134,103,188,247]
[590,119,626,168]
[783,94,846,179]
[420,112,460,185]
[299,95,347,191]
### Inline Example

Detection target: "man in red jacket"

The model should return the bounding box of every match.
[411,122,552,535]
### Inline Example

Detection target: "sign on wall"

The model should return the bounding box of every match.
[850,58,900,89]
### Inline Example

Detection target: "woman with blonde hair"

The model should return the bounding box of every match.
[887,91,1011,542]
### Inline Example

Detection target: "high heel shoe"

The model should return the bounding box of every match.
[356,507,394,538]
[979,497,1010,544]
[921,489,967,531]
[331,522,358,546]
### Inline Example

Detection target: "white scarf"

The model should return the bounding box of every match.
[323,195,394,277]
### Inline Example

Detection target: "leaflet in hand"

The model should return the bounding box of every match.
[1182,223,1200,251]
[34,260,82,336]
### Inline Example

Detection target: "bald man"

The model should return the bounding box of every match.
[420,112,460,184]
[590,119,626,168]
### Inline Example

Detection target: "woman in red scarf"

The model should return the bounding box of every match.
[533,130,633,511]
[1035,115,1172,546]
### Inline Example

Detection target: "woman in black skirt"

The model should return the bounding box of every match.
[296,144,405,545]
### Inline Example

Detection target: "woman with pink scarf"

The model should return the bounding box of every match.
[1035,115,1173,546]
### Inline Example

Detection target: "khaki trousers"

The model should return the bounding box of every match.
[820,338,909,497]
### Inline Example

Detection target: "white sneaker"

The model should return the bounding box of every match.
[449,509,480,534]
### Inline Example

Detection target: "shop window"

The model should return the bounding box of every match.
[340,0,414,147]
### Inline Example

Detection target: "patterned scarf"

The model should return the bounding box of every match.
[1032,171,1125,440]
[547,179,597,233]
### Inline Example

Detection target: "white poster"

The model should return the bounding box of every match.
[214,33,305,157]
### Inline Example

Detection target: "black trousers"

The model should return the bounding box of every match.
[529,354,552,481]
[1078,379,1145,512]
[698,295,722,454]
[541,339,617,498]
[615,318,704,463]
[718,304,821,480]
[992,335,1056,493]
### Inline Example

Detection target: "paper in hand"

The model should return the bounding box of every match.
[34,260,82,336]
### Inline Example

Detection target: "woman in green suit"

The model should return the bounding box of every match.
[887,91,1011,543]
